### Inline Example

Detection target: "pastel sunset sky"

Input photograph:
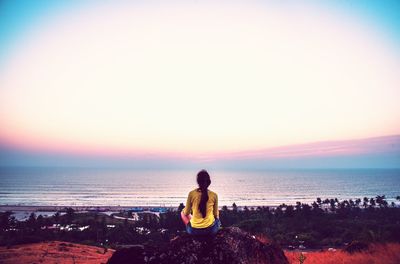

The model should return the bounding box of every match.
[0,0,399,168]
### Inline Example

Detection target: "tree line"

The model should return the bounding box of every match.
[0,195,399,249]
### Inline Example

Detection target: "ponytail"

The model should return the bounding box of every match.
[197,170,211,218]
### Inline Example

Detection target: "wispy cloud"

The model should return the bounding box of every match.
[1,135,399,169]
[210,135,400,160]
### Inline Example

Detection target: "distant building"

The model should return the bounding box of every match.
[129,207,144,212]
[150,207,168,213]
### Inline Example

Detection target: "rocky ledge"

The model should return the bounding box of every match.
[108,227,289,264]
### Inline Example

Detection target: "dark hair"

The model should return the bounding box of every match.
[197,169,211,218]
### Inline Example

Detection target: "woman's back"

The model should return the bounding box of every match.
[182,188,219,228]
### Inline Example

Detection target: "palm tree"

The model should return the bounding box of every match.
[363,197,369,208]
[369,198,376,207]
[355,198,361,207]
[0,211,13,231]
[295,202,302,211]
[54,212,60,224]
[27,213,37,228]
[232,203,238,212]
[375,195,388,207]
[330,199,336,212]
[66,207,75,222]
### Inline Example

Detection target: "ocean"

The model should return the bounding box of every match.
[0,167,399,207]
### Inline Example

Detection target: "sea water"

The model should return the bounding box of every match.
[0,167,399,207]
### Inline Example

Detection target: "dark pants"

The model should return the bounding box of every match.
[186,218,221,235]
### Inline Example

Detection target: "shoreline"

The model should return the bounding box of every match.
[0,204,276,213]
[0,205,173,212]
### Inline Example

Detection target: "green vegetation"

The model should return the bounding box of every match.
[221,196,400,248]
[0,196,399,249]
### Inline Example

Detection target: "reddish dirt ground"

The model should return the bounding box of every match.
[285,243,400,264]
[1,241,400,264]
[0,241,114,264]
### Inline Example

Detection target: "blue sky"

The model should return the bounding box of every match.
[333,0,400,38]
[0,0,75,64]
[1,1,400,48]
[1,0,399,68]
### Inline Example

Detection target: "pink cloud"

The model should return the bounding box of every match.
[208,135,400,160]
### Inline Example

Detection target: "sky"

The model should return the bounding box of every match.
[0,0,399,168]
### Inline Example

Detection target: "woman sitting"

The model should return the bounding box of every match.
[180,169,221,235]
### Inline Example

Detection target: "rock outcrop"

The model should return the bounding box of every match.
[108,227,289,264]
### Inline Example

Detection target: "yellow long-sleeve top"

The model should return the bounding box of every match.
[182,188,219,229]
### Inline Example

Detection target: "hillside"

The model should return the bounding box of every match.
[1,240,400,263]
[0,241,114,264]
[285,243,400,264]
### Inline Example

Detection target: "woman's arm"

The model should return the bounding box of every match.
[181,192,192,225]
[180,211,191,225]
[182,192,192,216]
[213,193,219,219]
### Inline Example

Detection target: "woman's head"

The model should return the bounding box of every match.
[197,169,211,218]
[197,169,211,190]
